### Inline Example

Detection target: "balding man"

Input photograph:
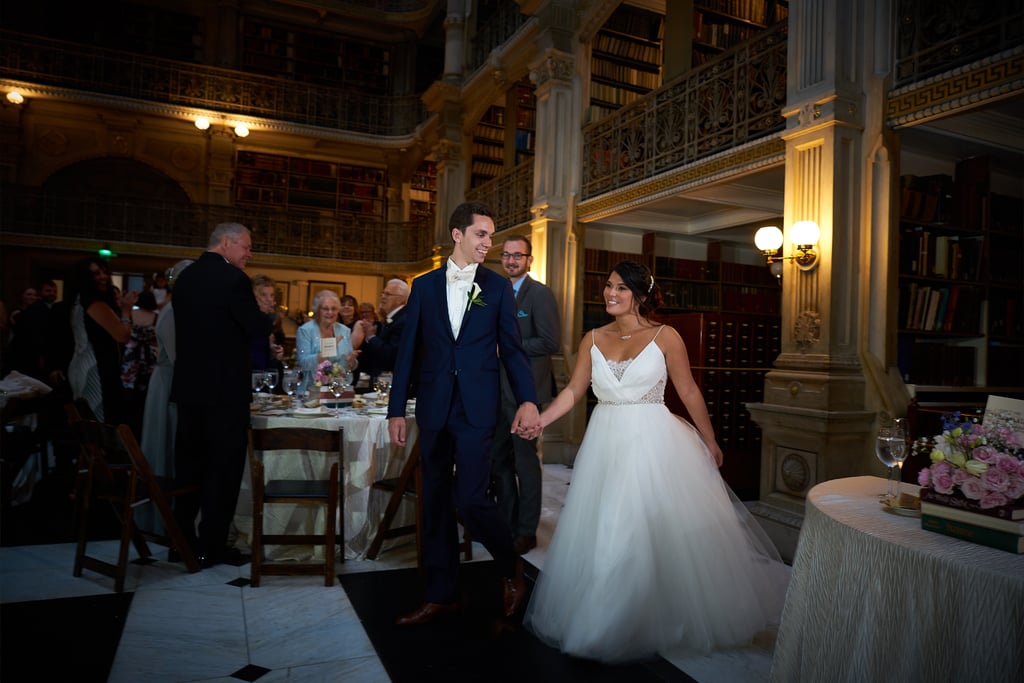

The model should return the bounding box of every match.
[357,278,409,385]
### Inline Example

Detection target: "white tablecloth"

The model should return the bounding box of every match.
[770,475,1024,682]
[233,408,417,561]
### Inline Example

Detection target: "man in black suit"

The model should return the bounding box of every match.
[356,278,408,385]
[489,236,560,555]
[171,223,273,567]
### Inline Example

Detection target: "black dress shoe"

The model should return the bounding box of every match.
[395,601,460,626]
[502,558,526,618]
[513,535,537,555]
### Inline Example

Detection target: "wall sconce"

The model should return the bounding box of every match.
[6,90,25,105]
[232,124,250,138]
[194,116,210,130]
[193,115,250,138]
[754,221,821,276]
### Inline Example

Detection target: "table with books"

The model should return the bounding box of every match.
[769,475,1024,683]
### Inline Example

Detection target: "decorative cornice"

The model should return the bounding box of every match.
[886,46,1024,128]
[577,136,786,222]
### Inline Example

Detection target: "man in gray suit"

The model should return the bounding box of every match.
[490,235,561,555]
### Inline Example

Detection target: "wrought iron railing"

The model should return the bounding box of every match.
[581,22,788,200]
[0,30,428,137]
[0,188,435,264]
[894,0,1024,87]
[468,3,530,74]
[465,160,535,231]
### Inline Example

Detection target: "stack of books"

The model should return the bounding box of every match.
[920,489,1024,554]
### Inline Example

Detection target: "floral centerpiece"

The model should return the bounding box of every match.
[915,411,1024,511]
[313,360,345,387]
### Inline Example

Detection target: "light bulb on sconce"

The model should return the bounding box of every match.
[233,124,250,138]
[754,221,821,278]
[194,116,211,130]
[6,90,25,105]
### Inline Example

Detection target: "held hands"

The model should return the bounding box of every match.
[511,402,542,440]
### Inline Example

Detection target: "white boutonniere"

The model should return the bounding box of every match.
[467,282,486,308]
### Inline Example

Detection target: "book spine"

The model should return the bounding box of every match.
[920,502,1024,535]
[921,514,1023,553]
[919,487,1024,520]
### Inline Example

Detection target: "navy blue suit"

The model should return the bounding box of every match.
[388,264,537,602]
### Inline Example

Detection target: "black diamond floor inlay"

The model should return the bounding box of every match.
[231,663,271,681]
[227,577,251,587]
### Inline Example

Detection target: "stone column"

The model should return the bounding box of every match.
[746,0,889,560]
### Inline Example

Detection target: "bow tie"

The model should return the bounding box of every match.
[447,269,475,284]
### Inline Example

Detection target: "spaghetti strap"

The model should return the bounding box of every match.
[652,324,666,341]
[591,329,598,353]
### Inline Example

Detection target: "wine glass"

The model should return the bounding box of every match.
[282,369,299,407]
[328,378,345,416]
[263,369,278,394]
[875,425,898,499]
[252,371,267,406]
[889,419,909,498]
[375,371,393,404]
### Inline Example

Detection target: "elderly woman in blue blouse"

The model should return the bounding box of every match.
[296,289,363,394]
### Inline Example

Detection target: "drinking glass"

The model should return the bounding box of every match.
[282,369,299,406]
[889,419,909,498]
[252,371,267,405]
[328,378,345,416]
[263,369,278,394]
[875,426,898,498]
[375,371,393,404]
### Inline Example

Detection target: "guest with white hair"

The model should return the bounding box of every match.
[295,288,362,394]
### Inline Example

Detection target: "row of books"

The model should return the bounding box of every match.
[696,0,770,26]
[593,34,662,64]
[898,283,983,333]
[589,81,647,106]
[591,60,662,90]
[897,339,976,386]
[919,488,1023,554]
[899,227,983,280]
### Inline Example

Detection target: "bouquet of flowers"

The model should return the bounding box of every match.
[916,411,1024,508]
[313,360,344,387]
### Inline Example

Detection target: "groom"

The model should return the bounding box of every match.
[387,201,541,625]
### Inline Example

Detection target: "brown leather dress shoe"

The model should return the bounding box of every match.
[395,601,460,626]
[513,535,537,555]
[502,559,527,617]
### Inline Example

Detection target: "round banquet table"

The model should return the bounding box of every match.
[769,475,1024,683]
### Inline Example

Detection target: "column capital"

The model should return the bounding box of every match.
[530,49,575,90]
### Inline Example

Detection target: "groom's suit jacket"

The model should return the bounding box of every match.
[388,264,537,429]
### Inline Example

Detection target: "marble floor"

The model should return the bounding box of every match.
[0,464,778,682]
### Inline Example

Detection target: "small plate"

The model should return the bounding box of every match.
[366,407,389,415]
[880,497,921,517]
[291,408,330,418]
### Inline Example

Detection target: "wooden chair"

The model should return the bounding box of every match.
[248,424,343,586]
[365,442,472,566]
[65,405,201,591]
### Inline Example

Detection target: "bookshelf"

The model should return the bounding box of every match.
[469,81,537,189]
[470,104,506,188]
[582,240,781,499]
[409,160,437,225]
[240,19,391,93]
[589,4,664,123]
[896,157,1024,389]
[691,1,784,68]
[235,151,386,219]
[513,83,536,166]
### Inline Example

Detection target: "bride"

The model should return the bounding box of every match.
[524,260,790,663]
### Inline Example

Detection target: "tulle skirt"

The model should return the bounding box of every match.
[524,403,790,663]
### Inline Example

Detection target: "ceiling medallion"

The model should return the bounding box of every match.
[794,310,821,351]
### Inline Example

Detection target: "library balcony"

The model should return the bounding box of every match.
[465,159,534,232]
[0,30,429,137]
[0,189,435,265]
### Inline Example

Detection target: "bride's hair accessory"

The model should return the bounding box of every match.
[648,275,654,293]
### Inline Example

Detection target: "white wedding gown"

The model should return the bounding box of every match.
[525,333,791,663]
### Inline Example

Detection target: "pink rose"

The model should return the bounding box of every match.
[971,446,999,463]
[1003,474,1024,501]
[952,469,971,485]
[932,461,952,477]
[960,477,986,500]
[981,468,1011,493]
[996,454,1020,474]
[917,469,931,487]
[979,491,1010,509]
[1018,460,1024,477]
[932,471,955,495]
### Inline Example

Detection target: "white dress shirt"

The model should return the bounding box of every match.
[446,259,478,337]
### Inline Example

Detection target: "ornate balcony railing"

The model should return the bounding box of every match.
[581,22,788,200]
[468,3,530,74]
[0,188,435,264]
[894,0,1024,87]
[465,160,535,231]
[0,30,428,137]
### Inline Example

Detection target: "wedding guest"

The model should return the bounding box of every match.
[357,278,408,386]
[140,259,192,481]
[387,201,539,625]
[358,302,380,337]
[120,289,159,438]
[67,256,138,424]
[250,275,284,382]
[295,289,362,394]
[171,223,272,567]
[151,272,170,310]
[489,236,561,555]
[339,294,359,333]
